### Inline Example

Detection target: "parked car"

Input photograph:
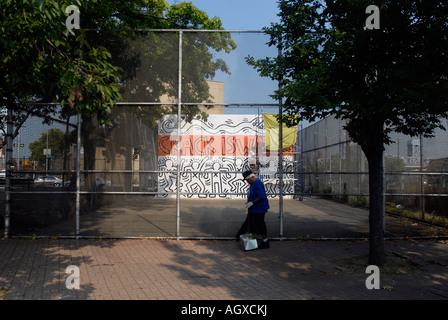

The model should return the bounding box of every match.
[0,169,5,181]
[34,176,63,188]
[81,176,110,187]
[63,176,110,187]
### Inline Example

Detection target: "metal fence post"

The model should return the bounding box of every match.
[75,40,83,239]
[382,149,386,234]
[4,108,13,238]
[75,113,81,239]
[278,41,284,238]
[279,102,284,238]
[176,30,183,240]
[420,134,425,221]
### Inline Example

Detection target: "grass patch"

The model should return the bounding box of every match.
[387,205,448,229]
[0,287,7,300]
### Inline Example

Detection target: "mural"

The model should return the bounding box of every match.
[157,114,298,198]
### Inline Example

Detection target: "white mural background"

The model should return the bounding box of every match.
[157,114,297,198]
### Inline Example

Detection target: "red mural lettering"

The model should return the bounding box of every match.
[158,135,294,156]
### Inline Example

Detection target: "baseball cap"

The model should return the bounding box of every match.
[242,170,255,180]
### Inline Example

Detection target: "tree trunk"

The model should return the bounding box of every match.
[81,114,98,190]
[360,123,386,266]
[366,147,385,266]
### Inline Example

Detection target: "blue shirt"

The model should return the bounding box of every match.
[247,178,270,213]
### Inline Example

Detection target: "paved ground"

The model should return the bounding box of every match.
[8,197,448,240]
[0,237,447,303]
[1,197,448,312]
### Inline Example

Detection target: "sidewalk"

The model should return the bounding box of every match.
[1,237,447,300]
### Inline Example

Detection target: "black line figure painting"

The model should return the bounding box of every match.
[157,115,297,198]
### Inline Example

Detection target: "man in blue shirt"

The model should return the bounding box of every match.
[236,170,270,249]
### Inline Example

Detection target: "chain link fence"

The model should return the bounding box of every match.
[292,115,448,238]
[1,30,447,239]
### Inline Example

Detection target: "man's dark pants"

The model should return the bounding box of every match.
[236,212,267,238]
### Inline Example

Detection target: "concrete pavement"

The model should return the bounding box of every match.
[10,197,448,240]
[1,237,447,302]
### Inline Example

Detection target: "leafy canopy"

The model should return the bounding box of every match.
[247,0,448,266]
[248,0,448,147]
[0,0,236,138]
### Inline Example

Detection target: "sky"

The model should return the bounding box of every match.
[164,0,315,127]
[166,0,281,30]
[167,0,283,114]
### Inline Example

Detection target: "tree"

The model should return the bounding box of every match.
[248,0,448,265]
[77,1,235,190]
[29,128,75,169]
[1,0,235,142]
[1,0,235,190]
[0,0,122,140]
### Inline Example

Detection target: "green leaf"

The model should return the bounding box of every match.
[37,0,46,11]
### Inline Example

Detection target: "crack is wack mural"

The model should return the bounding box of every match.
[157,114,298,198]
